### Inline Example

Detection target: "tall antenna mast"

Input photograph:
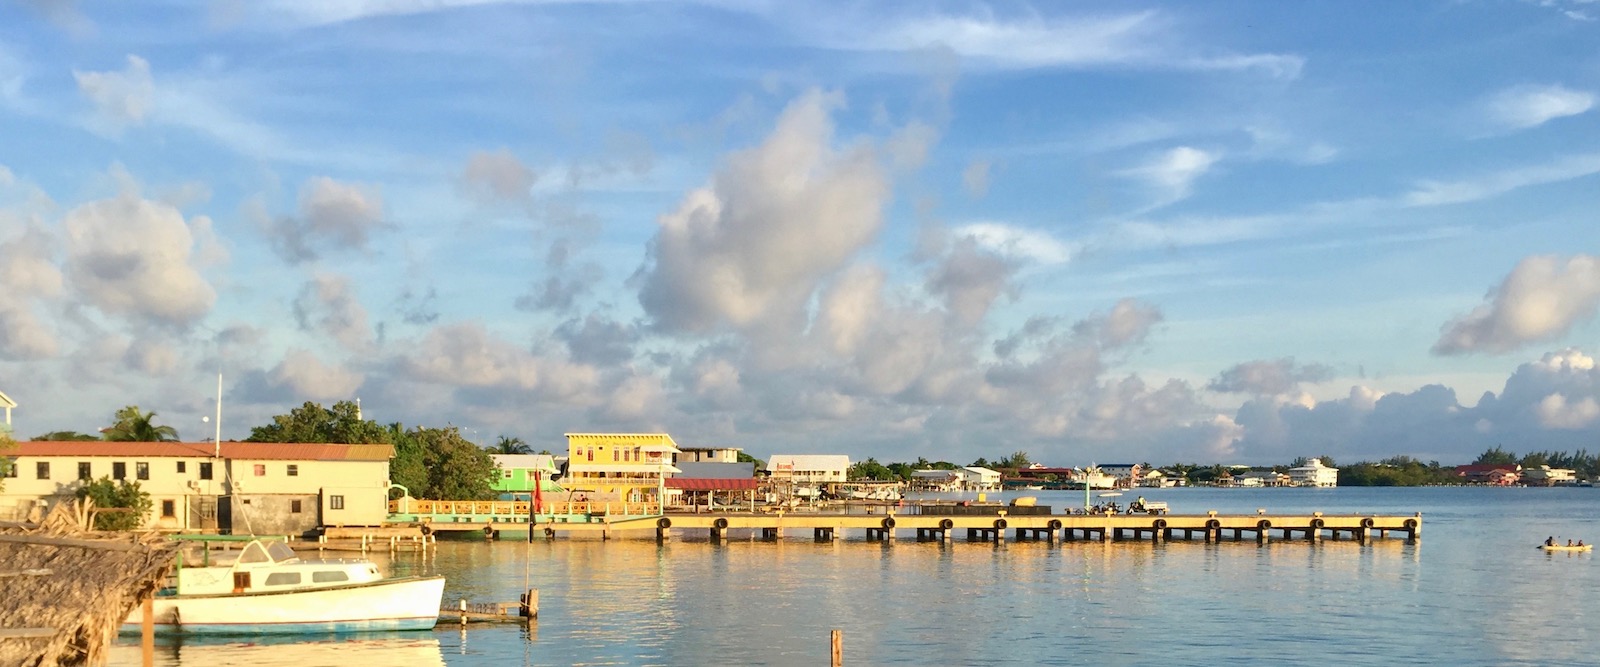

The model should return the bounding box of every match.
[214,373,223,458]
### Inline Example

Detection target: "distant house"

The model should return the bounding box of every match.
[1521,465,1577,486]
[957,466,1002,491]
[489,454,564,496]
[1100,463,1143,485]
[1289,458,1339,487]
[675,446,743,464]
[666,461,759,508]
[1454,464,1521,485]
[766,455,850,485]
[0,441,393,535]
[909,469,961,492]
[562,433,681,504]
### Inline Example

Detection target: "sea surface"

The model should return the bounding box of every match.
[110,486,1600,666]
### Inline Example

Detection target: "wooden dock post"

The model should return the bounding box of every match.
[141,595,154,667]
[831,629,843,667]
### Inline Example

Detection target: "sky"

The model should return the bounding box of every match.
[1,1,1598,467]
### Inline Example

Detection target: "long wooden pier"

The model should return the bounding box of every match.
[521,510,1421,545]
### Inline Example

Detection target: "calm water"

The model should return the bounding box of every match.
[111,487,1600,666]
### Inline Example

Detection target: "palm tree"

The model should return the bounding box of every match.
[102,406,180,442]
[493,436,531,455]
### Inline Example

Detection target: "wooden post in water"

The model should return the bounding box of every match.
[830,629,843,667]
[141,595,154,667]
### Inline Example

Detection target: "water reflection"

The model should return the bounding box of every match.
[109,636,444,667]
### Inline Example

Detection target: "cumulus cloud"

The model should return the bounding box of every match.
[63,191,215,326]
[1208,358,1334,395]
[1073,298,1163,349]
[268,349,364,401]
[74,54,153,131]
[122,338,179,375]
[292,274,370,351]
[1433,254,1600,355]
[637,89,889,336]
[925,236,1017,326]
[0,306,58,360]
[953,222,1072,265]
[555,315,639,366]
[459,148,537,206]
[1536,393,1600,429]
[1485,83,1595,130]
[399,322,598,400]
[267,177,386,263]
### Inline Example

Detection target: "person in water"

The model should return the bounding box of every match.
[1546,536,1556,547]
[1579,541,1586,547]
[1568,539,1575,547]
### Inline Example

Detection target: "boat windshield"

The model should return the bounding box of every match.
[236,540,299,565]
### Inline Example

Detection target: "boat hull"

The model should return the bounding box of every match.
[122,576,446,635]
[1539,544,1592,552]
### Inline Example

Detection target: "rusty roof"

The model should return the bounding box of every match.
[10,441,394,461]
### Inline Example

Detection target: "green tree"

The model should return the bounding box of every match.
[1474,446,1517,466]
[386,423,429,499]
[75,478,153,530]
[102,406,180,442]
[492,436,531,455]
[0,433,14,492]
[418,427,498,500]
[247,401,388,444]
[849,458,893,480]
[1001,451,1032,469]
[32,431,100,441]
[736,451,765,472]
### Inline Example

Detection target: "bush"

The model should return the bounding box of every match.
[75,477,153,531]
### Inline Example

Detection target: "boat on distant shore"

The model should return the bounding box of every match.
[121,539,445,635]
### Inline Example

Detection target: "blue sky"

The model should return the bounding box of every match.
[2,0,1598,466]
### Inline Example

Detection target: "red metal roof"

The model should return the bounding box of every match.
[11,441,393,461]
[665,477,760,491]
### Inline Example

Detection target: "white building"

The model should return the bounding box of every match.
[957,466,1002,491]
[767,454,850,485]
[1,441,394,534]
[909,469,960,491]
[1288,458,1339,487]
[675,446,742,464]
[1522,465,1577,486]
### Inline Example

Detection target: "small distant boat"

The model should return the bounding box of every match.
[1539,543,1592,552]
[122,539,446,635]
[1022,484,1044,491]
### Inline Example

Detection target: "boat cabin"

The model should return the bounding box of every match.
[175,540,382,595]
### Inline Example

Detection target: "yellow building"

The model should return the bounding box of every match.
[563,433,681,505]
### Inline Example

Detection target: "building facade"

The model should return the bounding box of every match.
[0,441,393,535]
[562,433,681,503]
[1288,458,1339,487]
[766,455,850,485]
[675,447,743,464]
[489,454,565,496]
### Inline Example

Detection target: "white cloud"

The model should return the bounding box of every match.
[953,222,1072,265]
[73,54,153,131]
[1120,146,1219,204]
[293,274,371,352]
[961,159,991,198]
[1434,255,1600,355]
[1208,358,1335,395]
[63,191,216,326]
[460,148,538,206]
[1485,83,1595,130]
[925,237,1017,327]
[858,12,1302,78]
[637,89,889,335]
[400,322,598,400]
[1535,393,1600,429]
[266,177,386,263]
[1403,152,1600,207]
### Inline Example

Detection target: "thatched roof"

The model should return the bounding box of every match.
[0,501,178,667]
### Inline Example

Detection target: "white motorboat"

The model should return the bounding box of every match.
[122,539,445,635]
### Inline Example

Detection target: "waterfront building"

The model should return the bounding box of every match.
[562,433,682,503]
[1288,458,1339,487]
[1453,463,1521,485]
[0,441,393,535]
[909,469,961,491]
[675,446,742,464]
[490,454,565,496]
[1521,465,1577,486]
[666,461,759,509]
[765,454,849,485]
[957,466,1002,491]
[1099,463,1143,485]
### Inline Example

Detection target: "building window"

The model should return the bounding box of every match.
[287,464,298,477]
[177,461,187,474]
[199,462,213,480]
[78,462,90,480]
[3,461,15,478]
[329,495,345,510]
[112,462,126,480]
[36,462,49,480]
[613,448,619,462]
[161,500,176,518]
[291,499,303,513]
[253,464,266,477]
[136,462,149,480]
[503,469,512,478]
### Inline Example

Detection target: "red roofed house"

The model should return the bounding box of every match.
[1453,463,1521,486]
[1,441,393,536]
